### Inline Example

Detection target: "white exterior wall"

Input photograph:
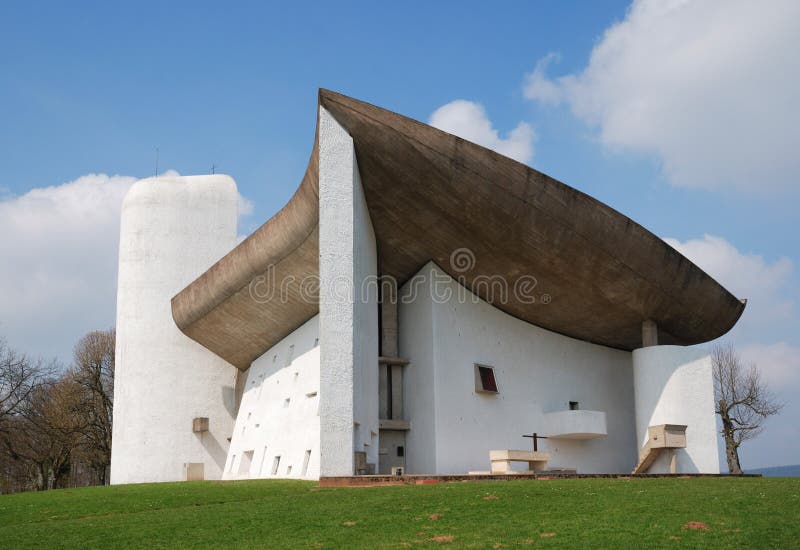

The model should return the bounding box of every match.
[399,263,638,474]
[111,175,239,484]
[318,106,379,476]
[224,316,321,480]
[632,346,720,473]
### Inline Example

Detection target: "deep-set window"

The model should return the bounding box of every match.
[570,401,580,411]
[474,364,499,393]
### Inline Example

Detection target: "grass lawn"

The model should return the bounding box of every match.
[1,477,798,548]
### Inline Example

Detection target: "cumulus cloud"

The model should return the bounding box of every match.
[0,171,253,363]
[429,100,536,164]
[524,0,800,193]
[740,342,800,388]
[663,234,794,338]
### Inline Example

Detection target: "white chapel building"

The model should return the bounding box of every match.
[110,90,744,484]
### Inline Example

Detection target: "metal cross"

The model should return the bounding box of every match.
[522,432,548,452]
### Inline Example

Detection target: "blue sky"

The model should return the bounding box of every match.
[1,0,798,469]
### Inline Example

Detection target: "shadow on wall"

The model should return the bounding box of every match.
[637,349,718,474]
[222,384,237,417]
[196,430,228,474]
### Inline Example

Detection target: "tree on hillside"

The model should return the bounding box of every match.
[713,344,783,474]
[4,378,82,490]
[0,339,52,431]
[68,329,115,484]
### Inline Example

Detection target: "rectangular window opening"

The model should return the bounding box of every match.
[397,445,404,457]
[569,401,580,411]
[239,450,254,476]
[285,344,295,367]
[302,449,312,476]
[258,446,268,476]
[271,456,281,475]
[474,364,499,393]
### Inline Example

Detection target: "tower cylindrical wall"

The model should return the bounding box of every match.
[632,345,720,473]
[110,175,239,484]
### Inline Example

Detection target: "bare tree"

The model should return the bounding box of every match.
[68,329,115,484]
[0,339,51,432]
[712,344,783,474]
[5,378,82,490]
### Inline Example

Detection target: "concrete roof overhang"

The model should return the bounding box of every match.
[171,90,745,370]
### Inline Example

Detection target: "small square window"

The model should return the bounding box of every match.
[474,364,499,393]
[569,401,580,411]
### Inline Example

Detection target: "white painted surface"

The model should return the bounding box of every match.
[399,263,638,474]
[318,106,379,476]
[110,175,239,484]
[632,345,720,473]
[543,410,608,439]
[224,316,321,480]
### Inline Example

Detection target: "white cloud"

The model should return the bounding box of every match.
[524,0,800,193]
[664,234,794,338]
[429,100,536,164]
[740,342,800,388]
[0,171,253,364]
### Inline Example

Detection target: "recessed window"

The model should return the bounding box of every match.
[271,456,281,475]
[239,450,254,475]
[397,446,404,457]
[284,398,291,408]
[229,455,237,473]
[302,449,312,476]
[569,401,580,411]
[286,465,292,475]
[285,344,295,367]
[474,364,499,393]
[258,446,268,475]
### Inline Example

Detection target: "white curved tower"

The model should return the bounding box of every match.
[110,174,239,484]
[632,345,720,473]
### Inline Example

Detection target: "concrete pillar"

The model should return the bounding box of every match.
[381,280,398,358]
[380,279,403,419]
[642,319,658,347]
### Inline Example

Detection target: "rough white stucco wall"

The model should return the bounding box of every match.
[224,316,321,480]
[318,106,379,476]
[111,175,239,484]
[632,346,720,473]
[399,263,638,474]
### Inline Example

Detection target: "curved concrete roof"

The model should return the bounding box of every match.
[172,89,745,369]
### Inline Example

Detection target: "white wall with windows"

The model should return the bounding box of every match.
[399,262,640,474]
[223,315,321,480]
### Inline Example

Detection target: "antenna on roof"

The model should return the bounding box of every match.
[211,163,216,175]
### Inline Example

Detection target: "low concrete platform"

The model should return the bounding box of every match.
[319,472,760,487]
